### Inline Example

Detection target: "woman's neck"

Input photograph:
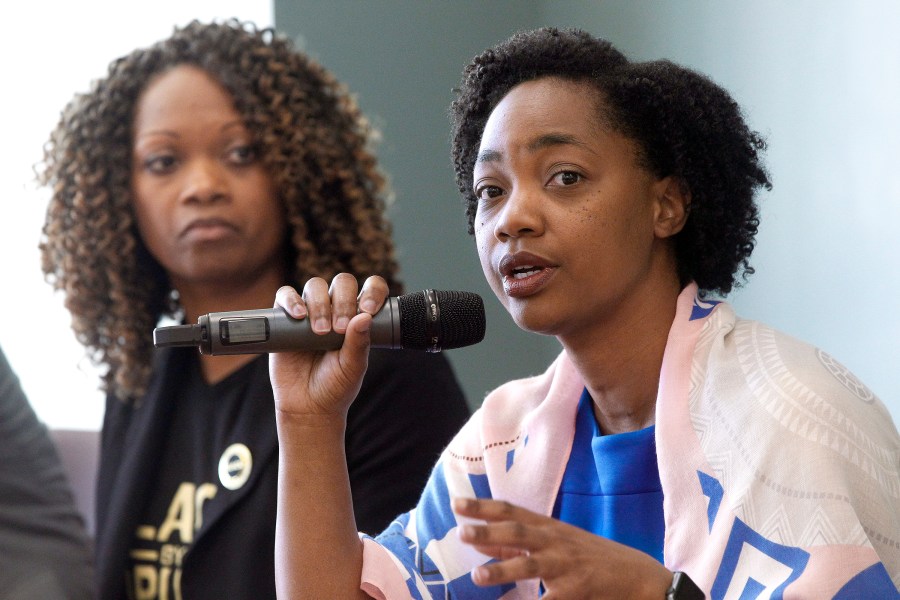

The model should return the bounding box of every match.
[173,266,288,384]
[561,277,682,435]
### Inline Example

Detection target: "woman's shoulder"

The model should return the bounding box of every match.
[727,316,888,413]
[481,350,580,412]
[700,309,899,455]
[444,351,581,456]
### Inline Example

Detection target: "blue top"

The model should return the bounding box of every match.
[552,388,665,562]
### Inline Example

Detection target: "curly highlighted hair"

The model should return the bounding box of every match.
[451,28,771,297]
[38,19,402,400]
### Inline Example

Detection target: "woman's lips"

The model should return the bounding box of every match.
[181,218,239,242]
[503,266,556,297]
[498,253,557,298]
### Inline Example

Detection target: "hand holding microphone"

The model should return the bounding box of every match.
[195,276,482,428]
[155,275,485,422]
[154,282,486,355]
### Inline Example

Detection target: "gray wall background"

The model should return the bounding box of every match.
[274,1,899,421]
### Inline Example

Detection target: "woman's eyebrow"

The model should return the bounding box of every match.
[219,120,248,134]
[477,132,594,164]
[476,148,502,164]
[527,132,593,153]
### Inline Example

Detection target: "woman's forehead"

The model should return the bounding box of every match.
[478,79,608,153]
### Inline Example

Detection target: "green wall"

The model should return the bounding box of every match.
[275,1,559,408]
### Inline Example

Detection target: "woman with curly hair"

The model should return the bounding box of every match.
[270,28,900,598]
[37,19,470,600]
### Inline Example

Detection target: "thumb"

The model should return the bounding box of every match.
[337,311,372,382]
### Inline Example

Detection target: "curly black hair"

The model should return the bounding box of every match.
[450,28,771,297]
[37,19,402,400]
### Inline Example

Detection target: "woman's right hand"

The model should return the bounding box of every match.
[269,273,390,419]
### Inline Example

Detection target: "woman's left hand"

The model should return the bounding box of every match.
[452,497,674,599]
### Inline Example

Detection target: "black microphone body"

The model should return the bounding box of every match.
[153,289,485,355]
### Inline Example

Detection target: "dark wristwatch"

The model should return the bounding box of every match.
[666,571,705,599]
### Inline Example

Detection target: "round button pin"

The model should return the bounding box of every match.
[218,443,252,490]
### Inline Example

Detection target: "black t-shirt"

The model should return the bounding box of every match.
[96,347,470,600]
[127,353,257,599]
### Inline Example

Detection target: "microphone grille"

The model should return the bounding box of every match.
[398,290,486,351]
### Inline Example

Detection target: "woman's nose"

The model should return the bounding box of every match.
[179,157,227,204]
[493,186,543,240]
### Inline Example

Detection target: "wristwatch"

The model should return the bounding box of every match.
[666,571,705,599]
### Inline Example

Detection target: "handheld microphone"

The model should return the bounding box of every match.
[152,289,485,355]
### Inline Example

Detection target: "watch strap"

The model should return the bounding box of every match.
[666,571,705,600]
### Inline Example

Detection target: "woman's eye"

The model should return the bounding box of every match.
[143,154,177,174]
[550,170,582,186]
[475,185,504,201]
[228,144,257,165]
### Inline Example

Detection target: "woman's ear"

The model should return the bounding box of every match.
[653,176,691,239]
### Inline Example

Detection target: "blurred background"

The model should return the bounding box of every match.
[1,0,897,431]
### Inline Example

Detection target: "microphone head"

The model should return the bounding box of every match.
[398,290,486,351]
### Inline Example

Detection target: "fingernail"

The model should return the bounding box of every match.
[334,316,349,331]
[472,566,489,584]
[313,317,329,333]
[360,299,377,314]
[292,302,307,319]
[357,316,371,334]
